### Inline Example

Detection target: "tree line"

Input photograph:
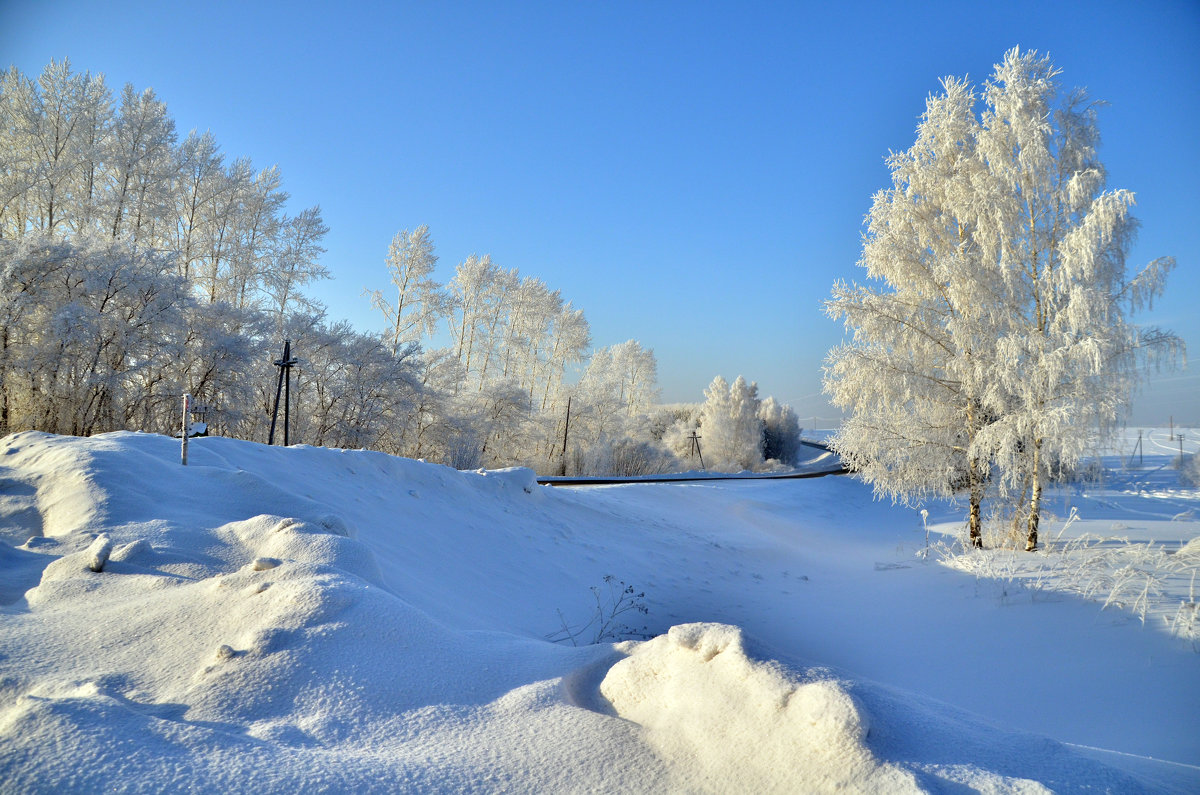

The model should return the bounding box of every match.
[362,224,804,473]
[1,59,804,474]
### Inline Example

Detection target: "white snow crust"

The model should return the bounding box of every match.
[0,430,1197,792]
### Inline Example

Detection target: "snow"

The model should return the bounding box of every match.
[1,429,1197,792]
[599,623,920,792]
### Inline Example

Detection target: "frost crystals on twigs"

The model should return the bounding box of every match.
[547,575,650,646]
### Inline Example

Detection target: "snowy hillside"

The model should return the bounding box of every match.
[1,430,1197,792]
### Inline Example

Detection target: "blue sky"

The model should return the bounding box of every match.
[3,0,1197,425]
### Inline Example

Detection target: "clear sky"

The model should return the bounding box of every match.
[3,0,1197,425]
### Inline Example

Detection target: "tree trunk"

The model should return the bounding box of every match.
[0,324,9,435]
[968,456,983,548]
[965,398,984,548]
[1025,439,1043,551]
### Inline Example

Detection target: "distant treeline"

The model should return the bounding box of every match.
[0,60,801,473]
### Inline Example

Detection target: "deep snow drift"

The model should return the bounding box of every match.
[0,430,1197,792]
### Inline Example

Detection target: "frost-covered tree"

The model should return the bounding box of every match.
[0,60,333,442]
[368,225,445,354]
[446,253,508,390]
[973,49,1179,549]
[106,84,175,242]
[64,70,113,234]
[699,375,764,473]
[498,276,558,394]
[194,156,250,304]
[166,299,266,438]
[224,165,284,309]
[576,340,659,437]
[387,347,463,461]
[558,341,660,473]
[539,302,590,412]
[170,130,224,282]
[474,379,536,467]
[23,60,107,234]
[759,396,802,467]
[263,206,329,328]
[0,233,187,436]
[825,48,1180,549]
[0,67,41,235]
[270,316,422,451]
[825,74,998,547]
[611,340,660,418]
[0,234,72,432]
[1,59,675,473]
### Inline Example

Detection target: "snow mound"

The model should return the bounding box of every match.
[599,623,919,793]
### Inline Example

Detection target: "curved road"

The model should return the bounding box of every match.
[538,440,846,486]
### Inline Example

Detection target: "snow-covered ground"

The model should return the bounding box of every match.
[1,429,1197,792]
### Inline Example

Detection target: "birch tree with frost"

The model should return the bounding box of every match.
[974,49,1179,550]
[825,48,1179,550]
[368,225,444,354]
[826,74,999,547]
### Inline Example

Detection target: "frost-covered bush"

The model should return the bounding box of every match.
[644,404,697,443]
[938,513,1200,648]
[657,389,801,472]
[661,412,702,466]
[569,436,678,476]
[443,428,484,470]
[607,439,679,476]
[759,396,802,467]
[1060,457,1105,485]
[1180,454,1200,488]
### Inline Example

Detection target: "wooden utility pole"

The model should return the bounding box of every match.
[687,430,705,470]
[269,339,298,446]
[1127,430,1143,468]
[559,397,572,476]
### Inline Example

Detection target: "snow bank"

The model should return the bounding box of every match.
[0,432,667,791]
[600,623,919,793]
[1,430,1195,791]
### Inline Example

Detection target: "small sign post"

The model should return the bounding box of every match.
[181,393,190,466]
